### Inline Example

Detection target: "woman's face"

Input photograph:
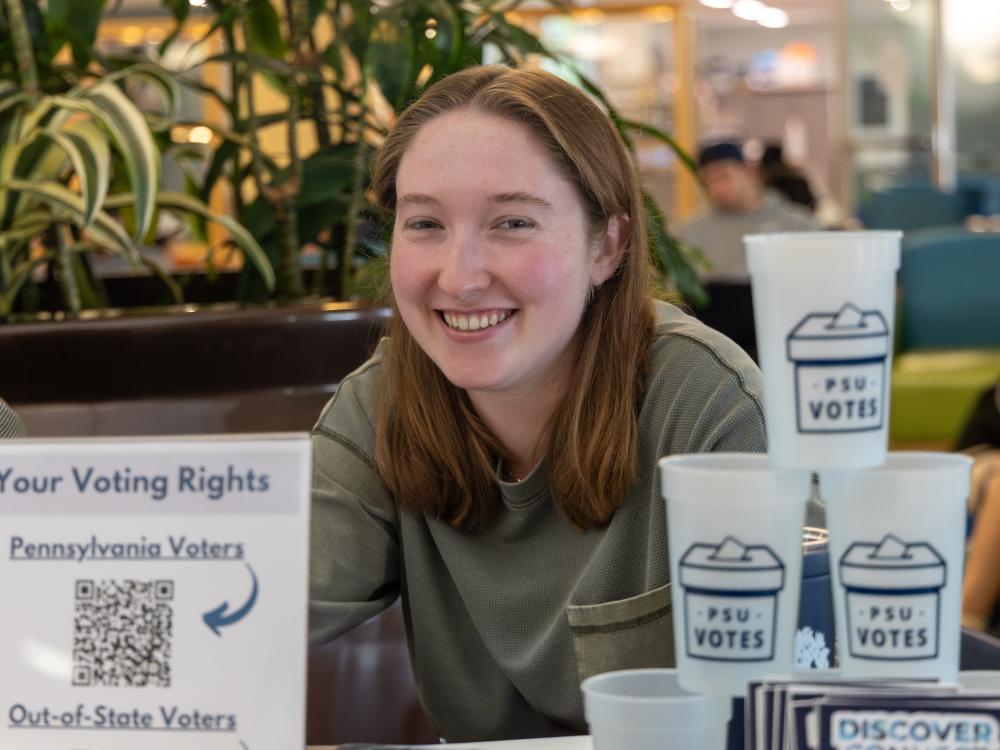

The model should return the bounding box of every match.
[390,109,619,402]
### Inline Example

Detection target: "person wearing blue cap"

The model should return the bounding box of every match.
[676,141,819,360]
[677,141,818,282]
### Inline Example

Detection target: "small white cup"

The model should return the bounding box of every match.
[746,231,901,469]
[581,668,725,750]
[821,452,972,682]
[660,454,811,697]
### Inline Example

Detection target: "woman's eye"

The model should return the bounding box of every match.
[405,219,441,231]
[496,217,535,230]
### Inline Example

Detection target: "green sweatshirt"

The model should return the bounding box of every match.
[309,301,768,741]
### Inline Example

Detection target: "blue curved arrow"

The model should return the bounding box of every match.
[203,564,258,636]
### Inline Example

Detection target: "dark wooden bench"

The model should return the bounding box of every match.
[4,302,388,437]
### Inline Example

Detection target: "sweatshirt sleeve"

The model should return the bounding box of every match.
[645,304,768,456]
[308,355,400,644]
[0,399,26,438]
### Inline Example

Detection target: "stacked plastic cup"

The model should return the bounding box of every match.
[659,454,810,697]
[643,231,975,750]
[821,453,971,681]
[743,230,972,684]
[745,231,900,471]
[657,230,974,730]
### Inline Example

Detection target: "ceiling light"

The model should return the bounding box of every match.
[699,0,734,8]
[758,7,789,28]
[732,0,765,21]
[890,0,911,9]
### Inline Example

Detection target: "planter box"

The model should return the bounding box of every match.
[3,302,389,437]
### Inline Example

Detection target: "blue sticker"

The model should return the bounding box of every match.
[679,536,785,662]
[838,534,946,661]
[786,303,890,434]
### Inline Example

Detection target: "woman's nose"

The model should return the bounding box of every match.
[436,233,490,299]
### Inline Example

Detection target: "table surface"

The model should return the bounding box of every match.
[313,736,592,749]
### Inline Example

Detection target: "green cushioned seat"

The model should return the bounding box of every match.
[891,350,1000,446]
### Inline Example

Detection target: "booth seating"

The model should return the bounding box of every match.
[307,601,439,744]
[890,229,1000,447]
[863,184,981,234]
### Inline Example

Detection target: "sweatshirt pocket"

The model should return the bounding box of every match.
[566,583,674,684]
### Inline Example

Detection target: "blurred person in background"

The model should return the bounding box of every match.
[759,143,817,214]
[676,141,818,361]
[677,141,819,282]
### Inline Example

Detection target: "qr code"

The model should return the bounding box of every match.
[72,579,174,687]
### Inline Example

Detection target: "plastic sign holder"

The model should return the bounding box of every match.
[0,434,310,749]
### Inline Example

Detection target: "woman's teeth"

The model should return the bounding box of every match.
[443,310,511,332]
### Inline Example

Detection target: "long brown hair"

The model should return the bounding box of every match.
[372,66,656,531]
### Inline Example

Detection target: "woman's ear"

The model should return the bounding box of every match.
[589,215,629,287]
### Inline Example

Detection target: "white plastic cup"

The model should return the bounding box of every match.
[659,454,811,697]
[746,231,901,469]
[581,668,726,750]
[821,452,972,682]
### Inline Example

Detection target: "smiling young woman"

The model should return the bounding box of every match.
[309,65,767,742]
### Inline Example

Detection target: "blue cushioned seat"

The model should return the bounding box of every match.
[899,229,1000,350]
[864,185,973,233]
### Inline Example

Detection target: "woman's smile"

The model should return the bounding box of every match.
[438,309,516,333]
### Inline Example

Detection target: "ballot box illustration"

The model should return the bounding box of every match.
[679,536,786,662]
[786,303,890,435]
[839,534,947,661]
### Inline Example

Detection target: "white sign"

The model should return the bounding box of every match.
[0,435,311,749]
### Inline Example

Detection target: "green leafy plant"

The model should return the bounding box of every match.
[0,0,273,319]
[165,0,706,304]
[0,0,704,319]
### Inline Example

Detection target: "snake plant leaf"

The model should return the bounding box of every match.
[2,209,52,246]
[38,128,104,226]
[4,179,140,262]
[102,62,181,133]
[0,83,27,117]
[159,0,190,53]
[18,96,56,137]
[15,116,68,186]
[0,94,28,124]
[0,254,54,317]
[72,82,160,241]
[104,191,276,293]
[65,119,111,215]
